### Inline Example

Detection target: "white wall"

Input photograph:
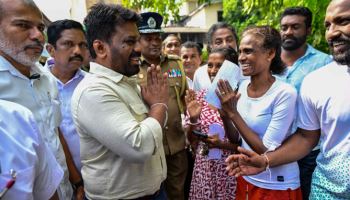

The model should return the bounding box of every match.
[185,3,222,29]
[33,0,87,23]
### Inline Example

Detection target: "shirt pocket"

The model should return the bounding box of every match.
[0,166,35,200]
[38,92,61,128]
[129,103,148,122]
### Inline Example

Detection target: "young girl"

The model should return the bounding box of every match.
[185,48,240,200]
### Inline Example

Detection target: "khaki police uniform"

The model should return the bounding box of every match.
[138,55,188,200]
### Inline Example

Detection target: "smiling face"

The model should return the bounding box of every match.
[207,52,225,82]
[163,35,181,56]
[0,0,45,68]
[109,22,141,77]
[325,0,350,66]
[181,47,201,79]
[238,33,272,77]
[139,33,162,60]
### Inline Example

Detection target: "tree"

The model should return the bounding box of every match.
[121,0,183,24]
[223,0,331,52]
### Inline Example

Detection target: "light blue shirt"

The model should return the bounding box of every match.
[277,44,332,92]
[47,64,86,171]
[0,56,73,199]
[0,100,63,200]
[276,45,332,135]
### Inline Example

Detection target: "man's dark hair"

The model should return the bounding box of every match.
[207,22,238,48]
[47,19,85,47]
[243,25,285,74]
[209,47,238,65]
[83,3,141,58]
[281,7,313,28]
[181,41,202,56]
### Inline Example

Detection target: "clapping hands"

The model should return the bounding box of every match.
[185,89,202,122]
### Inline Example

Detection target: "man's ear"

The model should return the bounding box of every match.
[46,44,55,57]
[93,40,108,59]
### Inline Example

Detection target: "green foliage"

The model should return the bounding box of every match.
[223,0,331,52]
[121,0,183,24]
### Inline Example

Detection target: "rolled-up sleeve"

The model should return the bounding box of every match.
[75,85,162,163]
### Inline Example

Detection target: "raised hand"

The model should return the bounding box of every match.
[225,146,267,177]
[141,64,169,106]
[216,79,240,119]
[185,89,202,122]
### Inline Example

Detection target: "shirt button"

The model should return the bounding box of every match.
[176,82,180,86]
[165,126,169,130]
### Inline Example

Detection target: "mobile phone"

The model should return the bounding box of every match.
[192,130,208,139]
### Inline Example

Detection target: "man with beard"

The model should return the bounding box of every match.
[71,4,168,199]
[192,22,239,92]
[0,0,73,199]
[225,0,350,199]
[279,7,333,199]
[137,12,188,200]
[46,19,90,199]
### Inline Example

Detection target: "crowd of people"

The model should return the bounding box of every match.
[0,0,349,199]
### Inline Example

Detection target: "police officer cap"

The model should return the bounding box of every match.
[138,12,163,34]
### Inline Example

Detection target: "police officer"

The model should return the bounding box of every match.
[137,12,188,200]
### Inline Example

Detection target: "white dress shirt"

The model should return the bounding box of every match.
[0,56,73,199]
[193,64,211,92]
[47,64,86,171]
[0,100,63,200]
[71,62,167,199]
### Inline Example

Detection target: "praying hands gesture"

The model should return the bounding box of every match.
[141,64,169,126]
[141,64,169,106]
[184,89,202,123]
[216,79,240,119]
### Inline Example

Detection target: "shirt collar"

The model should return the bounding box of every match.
[140,55,166,67]
[89,62,123,83]
[303,44,317,58]
[0,55,46,79]
[46,62,86,81]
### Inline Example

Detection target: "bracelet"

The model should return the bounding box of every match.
[151,103,168,128]
[151,103,168,110]
[187,119,201,126]
[262,152,272,181]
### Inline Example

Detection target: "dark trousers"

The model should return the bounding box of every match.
[165,149,188,200]
[298,149,320,200]
[184,148,195,200]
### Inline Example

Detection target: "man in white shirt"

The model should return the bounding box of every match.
[226,0,350,199]
[71,3,168,199]
[0,100,63,200]
[0,0,73,199]
[180,41,202,89]
[278,7,332,199]
[46,19,89,199]
[193,22,239,91]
